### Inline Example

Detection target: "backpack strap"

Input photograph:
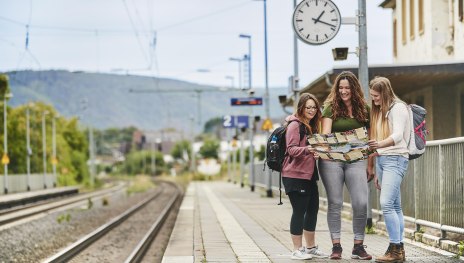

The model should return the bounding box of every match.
[278,171,283,205]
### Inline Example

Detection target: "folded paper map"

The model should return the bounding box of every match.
[308,127,374,163]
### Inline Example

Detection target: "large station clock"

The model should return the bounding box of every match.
[292,0,342,45]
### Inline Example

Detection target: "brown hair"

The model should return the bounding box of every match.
[369,76,400,140]
[323,71,368,123]
[295,93,322,135]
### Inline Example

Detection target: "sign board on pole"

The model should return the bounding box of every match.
[1,154,9,165]
[223,115,235,128]
[261,118,273,131]
[231,97,263,106]
[236,115,249,128]
[222,115,249,128]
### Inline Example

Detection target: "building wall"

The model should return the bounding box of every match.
[392,0,464,63]
[432,85,458,139]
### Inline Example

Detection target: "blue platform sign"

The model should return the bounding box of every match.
[236,115,249,128]
[223,115,249,128]
[231,97,263,106]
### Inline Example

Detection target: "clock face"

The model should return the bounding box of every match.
[292,0,342,45]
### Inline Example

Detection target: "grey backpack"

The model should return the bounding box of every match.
[406,104,427,160]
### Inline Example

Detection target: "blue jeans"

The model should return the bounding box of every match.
[376,155,409,244]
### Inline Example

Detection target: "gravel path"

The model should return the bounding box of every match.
[0,185,163,263]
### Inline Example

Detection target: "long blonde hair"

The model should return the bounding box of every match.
[295,93,322,135]
[369,76,400,141]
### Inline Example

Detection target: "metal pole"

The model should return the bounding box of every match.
[240,128,245,188]
[196,91,202,128]
[248,38,252,89]
[358,0,369,100]
[26,106,31,191]
[151,141,155,175]
[262,0,273,197]
[249,114,255,192]
[293,0,300,108]
[227,129,231,182]
[89,126,95,187]
[42,112,47,189]
[232,132,237,184]
[52,116,56,187]
[190,117,196,173]
[3,97,8,194]
[357,0,373,228]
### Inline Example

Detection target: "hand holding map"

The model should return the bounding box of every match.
[307,127,375,163]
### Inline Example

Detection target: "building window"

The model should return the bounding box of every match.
[402,0,407,44]
[459,0,463,22]
[419,0,424,33]
[410,0,415,39]
[393,19,398,57]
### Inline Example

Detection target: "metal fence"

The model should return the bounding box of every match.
[0,173,56,194]
[249,137,464,236]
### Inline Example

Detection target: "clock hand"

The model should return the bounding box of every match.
[315,19,336,28]
[312,10,325,24]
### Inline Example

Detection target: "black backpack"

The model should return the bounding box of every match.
[264,120,306,205]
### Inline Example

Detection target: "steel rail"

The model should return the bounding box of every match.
[43,187,163,263]
[124,182,182,263]
[0,184,125,226]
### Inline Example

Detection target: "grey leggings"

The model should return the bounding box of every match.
[319,159,368,241]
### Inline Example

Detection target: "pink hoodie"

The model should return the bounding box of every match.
[281,115,316,180]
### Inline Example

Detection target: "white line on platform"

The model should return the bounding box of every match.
[203,184,270,263]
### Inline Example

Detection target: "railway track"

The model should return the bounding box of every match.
[43,180,182,263]
[0,183,126,229]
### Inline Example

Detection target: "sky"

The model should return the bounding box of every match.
[0,0,393,90]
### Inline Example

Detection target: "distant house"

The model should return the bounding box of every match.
[299,0,464,140]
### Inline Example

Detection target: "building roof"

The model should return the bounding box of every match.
[379,0,396,9]
[300,61,464,100]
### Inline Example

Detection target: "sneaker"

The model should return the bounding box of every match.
[330,243,343,260]
[305,245,329,258]
[291,248,312,260]
[351,243,373,260]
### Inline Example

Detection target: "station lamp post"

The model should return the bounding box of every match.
[42,111,49,189]
[52,114,59,187]
[3,92,13,194]
[253,0,272,197]
[239,34,252,90]
[26,102,34,191]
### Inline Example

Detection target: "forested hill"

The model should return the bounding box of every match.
[6,70,288,132]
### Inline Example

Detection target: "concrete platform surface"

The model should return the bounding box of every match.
[162,181,461,263]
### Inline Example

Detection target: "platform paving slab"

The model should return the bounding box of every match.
[162,181,462,263]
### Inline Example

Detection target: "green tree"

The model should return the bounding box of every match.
[1,102,89,185]
[171,140,191,160]
[119,150,165,175]
[203,117,223,136]
[199,138,219,159]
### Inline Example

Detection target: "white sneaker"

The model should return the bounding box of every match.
[291,248,312,260]
[305,245,329,258]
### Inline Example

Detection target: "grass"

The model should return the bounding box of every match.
[126,175,156,194]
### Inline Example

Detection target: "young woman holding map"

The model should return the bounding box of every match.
[319,71,374,260]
